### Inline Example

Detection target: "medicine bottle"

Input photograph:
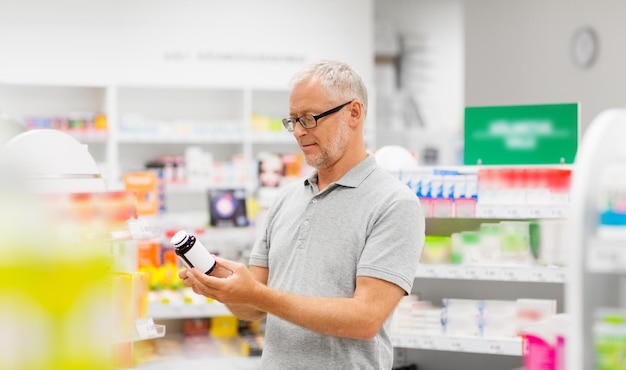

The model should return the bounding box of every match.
[170,230,216,275]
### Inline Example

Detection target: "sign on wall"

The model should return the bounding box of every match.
[0,0,373,87]
[464,103,579,165]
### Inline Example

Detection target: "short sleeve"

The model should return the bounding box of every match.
[356,197,425,294]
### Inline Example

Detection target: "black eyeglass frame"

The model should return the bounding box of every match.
[282,100,353,132]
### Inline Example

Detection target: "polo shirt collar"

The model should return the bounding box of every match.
[303,154,377,189]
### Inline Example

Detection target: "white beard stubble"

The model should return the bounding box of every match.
[304,116,350,170]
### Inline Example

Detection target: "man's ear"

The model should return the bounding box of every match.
[349,101,363,127]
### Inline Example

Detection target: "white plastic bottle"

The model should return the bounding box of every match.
[170,230,216,275]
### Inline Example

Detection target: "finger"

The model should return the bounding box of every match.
[178,269,189,280]
[191,284,207,297]
[213,256,243,272]
[189,279,219,299]
[182,276,194,288]
[189,267,224,288]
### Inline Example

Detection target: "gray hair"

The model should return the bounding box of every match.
[290,60,368,118]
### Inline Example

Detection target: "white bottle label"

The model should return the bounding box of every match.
[184,245,216,273]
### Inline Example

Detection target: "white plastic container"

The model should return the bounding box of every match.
[170,230,216,274]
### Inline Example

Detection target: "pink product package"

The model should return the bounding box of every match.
[521,314,568,370]
[523,333,556,370]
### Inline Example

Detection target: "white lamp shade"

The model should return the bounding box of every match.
[2,129,106,194]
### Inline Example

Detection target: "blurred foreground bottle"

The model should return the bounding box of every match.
[0,188,114,370]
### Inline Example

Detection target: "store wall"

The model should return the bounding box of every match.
[374,0,464,165]
[375,0,463,133]
[465,0,626,133]
[0,0,373,88]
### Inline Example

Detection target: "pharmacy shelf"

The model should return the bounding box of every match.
[391,333,522,356]
[65,129,109,143]
[117,132,243,144]
[114,319,166,343]
[566,109,626,370]
[410,210,566,368]
[115,325,166,343]
[249,131,295,143]
[164,183,211,194]
[137,356,262,370]
[147,301,233,319]
[164,183,252,193]
[415,264,566,283]
[475,204,568,219]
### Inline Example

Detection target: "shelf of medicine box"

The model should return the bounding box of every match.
[85,218,162,242]
[116,132,244,144]
[586,232,626,273]
[415,264,566,283]
[164,182,250,194]
[134,356,263,370]
[249,130,296,144]
[147,289,233,319]
[474,204,568,219]
[391,333,522,356]
[113,318,166,343]
[163,182,211,194]
[147,301,232,319]
[63,129,109,143]
[144,211,213,233]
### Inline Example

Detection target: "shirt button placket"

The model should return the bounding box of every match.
[298,197,317,249]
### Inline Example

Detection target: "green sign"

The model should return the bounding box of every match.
[464,103,579,165]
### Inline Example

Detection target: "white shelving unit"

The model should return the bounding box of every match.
[0,82,303,192]
[112,84,299,191]
[393,264,565,364]
[148,301,232,320]
[394,211,567,369]
[138,356,262,370]
[476,204,569,219]
[145,286,236,320]
[566,109,626,370]
[0,82,381,193]
[415,264,566,283]
[0,82,111,166]
[392,334,522,356]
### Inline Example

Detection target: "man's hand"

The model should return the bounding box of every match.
[178,257,268,322]
[180,257,262,305]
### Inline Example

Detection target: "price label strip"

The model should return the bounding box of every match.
[135,318,159,339]
[127,218,162,240]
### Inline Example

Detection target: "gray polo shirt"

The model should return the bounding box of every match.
[249,154,425,370]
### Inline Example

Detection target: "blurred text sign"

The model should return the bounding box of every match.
[464,103,579,165]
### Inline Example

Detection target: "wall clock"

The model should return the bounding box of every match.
[571,26,598,68]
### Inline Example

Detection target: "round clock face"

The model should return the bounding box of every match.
[571,27,598,68]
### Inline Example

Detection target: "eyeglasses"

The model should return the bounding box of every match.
[282,100,353,132]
